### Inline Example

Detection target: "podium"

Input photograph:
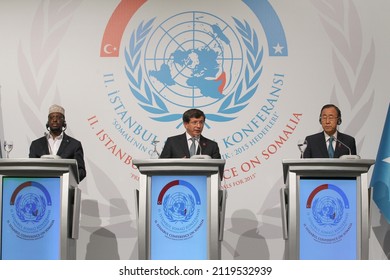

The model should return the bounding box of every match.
[133,158,226,260]
[0,159,81,260]
[280,159,375,259]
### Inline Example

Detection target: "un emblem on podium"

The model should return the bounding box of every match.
[156,179,203,240]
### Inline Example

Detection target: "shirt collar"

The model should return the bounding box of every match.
[324,131,338,141]
[47,132,64,141]
[186,132,199,141]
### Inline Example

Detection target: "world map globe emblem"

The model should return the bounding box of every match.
[313,196,343,225]
[144,11,244,108]
[164,192,195,222]
[16,193,45,222]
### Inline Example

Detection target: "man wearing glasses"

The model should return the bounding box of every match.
[303,104,357,158]
[159,108,221,159]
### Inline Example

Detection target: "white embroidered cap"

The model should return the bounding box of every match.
[48,104,65,116]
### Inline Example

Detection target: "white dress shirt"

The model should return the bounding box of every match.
[47,132,63,155]
[324,131,337,151]
[186,132,199,153]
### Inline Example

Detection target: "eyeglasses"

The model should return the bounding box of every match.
[320,115,338,122]
[189,120,205,126]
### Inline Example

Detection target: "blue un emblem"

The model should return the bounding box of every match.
[125,10,264,123]
[163,192,195,222]
[144,12,244,108]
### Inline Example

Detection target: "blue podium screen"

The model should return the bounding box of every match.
[1,177,61,260]
[150,175,208,259]
[299,178,357,259]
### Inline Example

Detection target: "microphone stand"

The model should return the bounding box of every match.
[190,137,211,159]
[334,137,361,159]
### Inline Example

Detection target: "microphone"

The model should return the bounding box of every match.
[190,137,211,159]
[333,136,360,159]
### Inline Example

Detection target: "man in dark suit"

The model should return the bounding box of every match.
[303,104,357,158]
[159,108,221,159]
[29,104,86,181]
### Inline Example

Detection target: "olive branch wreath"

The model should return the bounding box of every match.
[312,0,375,147]
[17,0,83,141]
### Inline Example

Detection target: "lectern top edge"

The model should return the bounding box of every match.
[282,158,375,165]
[0,158,80,183]
[282,158,375,183]
[0,158,79,166]
[133,158,225,166]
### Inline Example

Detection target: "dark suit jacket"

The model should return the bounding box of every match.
[29,133,86,181]
[159,133,221,159]
[303,131,357,158]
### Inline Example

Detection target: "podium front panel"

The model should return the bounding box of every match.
[282,159,374,260]
[134,159,225,260]
[0,159,81,260]
[150,175,208,260]
[298,177,358,259]
[1,177,61,259]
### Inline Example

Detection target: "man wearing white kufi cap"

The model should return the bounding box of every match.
[48,104,65,115]
[29,104,86,182]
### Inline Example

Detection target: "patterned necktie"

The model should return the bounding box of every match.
[189,137,196,157]
[328,136,335,158]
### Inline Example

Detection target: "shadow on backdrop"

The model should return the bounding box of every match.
[81,199,120,260]
[222,209,269,260]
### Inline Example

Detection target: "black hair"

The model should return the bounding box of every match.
[182,108,206,123]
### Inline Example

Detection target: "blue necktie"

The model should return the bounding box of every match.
[328,136,335,158]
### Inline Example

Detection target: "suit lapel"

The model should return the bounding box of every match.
[57,134,69,155]
[180,133,191,158]
[318,134,329,158]
[198,135,207,155]
[42,137,50,155]
[334,133,345,157]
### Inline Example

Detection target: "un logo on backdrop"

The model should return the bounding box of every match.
[125,11,261,123]
[100,0,289,165]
